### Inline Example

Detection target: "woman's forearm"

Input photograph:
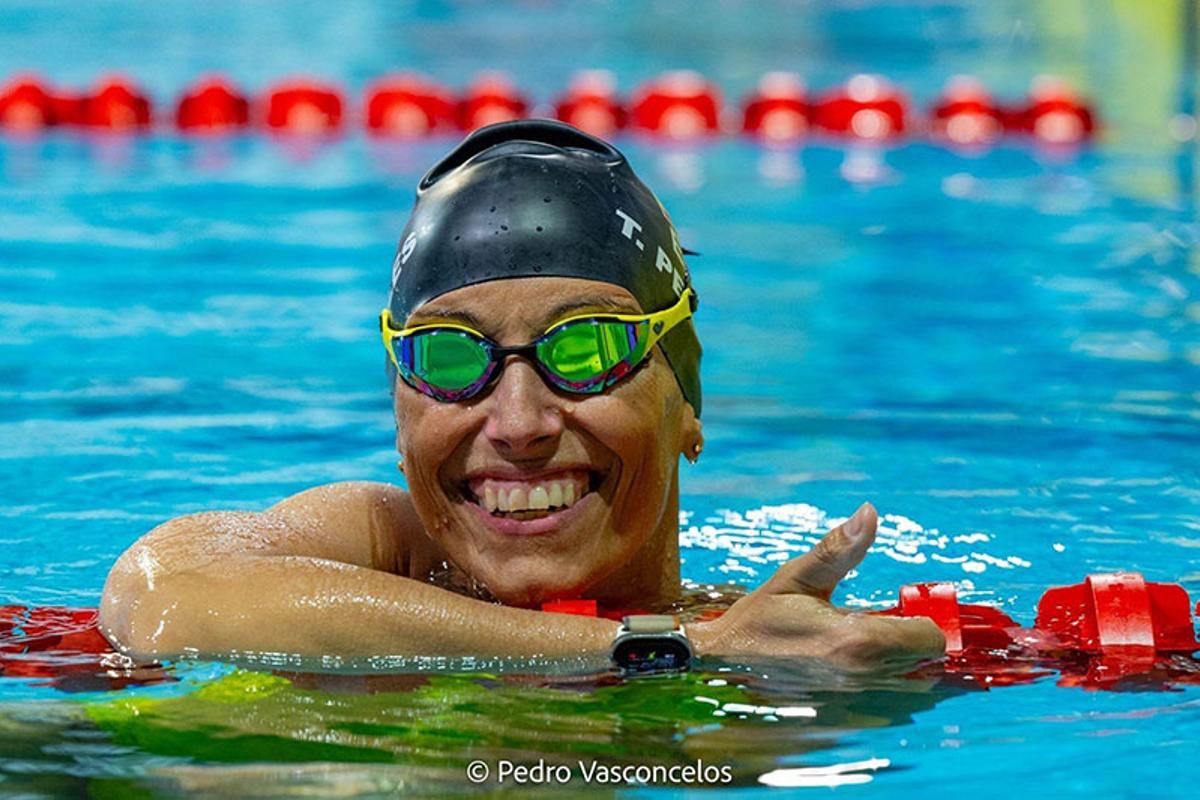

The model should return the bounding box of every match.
[100,553,619,666]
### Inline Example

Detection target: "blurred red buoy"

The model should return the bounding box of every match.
[813,74,906,140]
[0,75,59,130]
[50,93,86,126]
[459,73,528,131]
[366,73,458,137]
[554,70,625,138]
[929,75,1004,146]
[176,76,249,132]
[629,70,721,139]
[741,71,810,142]
[1014,76,1095,144]
[80,76,152,130]
[263,79,343,134]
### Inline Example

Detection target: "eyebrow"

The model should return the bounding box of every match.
[409,295,641,333]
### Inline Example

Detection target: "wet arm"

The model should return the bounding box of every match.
[98,482,618,664]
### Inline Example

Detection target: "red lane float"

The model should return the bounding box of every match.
[875,581,1020,653]
[630,70,721,139]
[879,572,1200,689]
[555,70,625,138]
[263,79,344,134]
[929,75,1005,147]
[871,581,1044,687]
[366,73,458,137]
[51,94,87,127]
[459,73,528,131]
[176,76,250,132]
[741,71,810,142]
[1035,572,1198,653]
[0,75,59,130]
[1011,75,1096,144]
[812,73,907,140]
[79,76,152,131]
[0,605,172,692]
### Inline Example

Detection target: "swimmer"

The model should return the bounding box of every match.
[99,120,943,671]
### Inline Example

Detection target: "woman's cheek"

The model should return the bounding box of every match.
[608,396,679,532]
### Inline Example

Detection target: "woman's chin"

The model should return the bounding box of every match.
[473,566,597,608]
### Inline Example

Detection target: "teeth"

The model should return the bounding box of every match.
[472,476,590,515]
[508,487,528,512]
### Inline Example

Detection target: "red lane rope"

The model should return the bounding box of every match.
[0,71,1098,145]
[7,569,1182,693]
[0,605,173,692]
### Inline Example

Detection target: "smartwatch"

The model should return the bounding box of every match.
[609,614,694,674]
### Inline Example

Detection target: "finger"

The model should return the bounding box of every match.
[838,614,948,664]
[762,502,877,600]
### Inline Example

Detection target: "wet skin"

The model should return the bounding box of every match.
[100,276,944,667]
[392,275,703,609]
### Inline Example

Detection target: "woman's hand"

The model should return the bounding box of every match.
[688,503,946,669]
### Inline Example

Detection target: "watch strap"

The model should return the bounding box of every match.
[621,614,680,634]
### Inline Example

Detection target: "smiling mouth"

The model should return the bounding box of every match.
[464,469,601,521]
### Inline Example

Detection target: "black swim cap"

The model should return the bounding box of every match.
[387,119,702,415]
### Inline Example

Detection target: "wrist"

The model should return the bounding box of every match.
[529,607,620,660]
[686,618,718,658]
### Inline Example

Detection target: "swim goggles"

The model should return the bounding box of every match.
[379,288,696,402]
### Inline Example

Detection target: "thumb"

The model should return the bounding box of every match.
[762,502,877,600]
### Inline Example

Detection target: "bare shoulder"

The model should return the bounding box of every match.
[267,480,415,528]
[266,481,430,573]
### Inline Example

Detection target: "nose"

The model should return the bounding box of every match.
[482,357,565,456]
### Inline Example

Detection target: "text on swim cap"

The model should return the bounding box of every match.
[615,208,685,296]
[391,231,418,289]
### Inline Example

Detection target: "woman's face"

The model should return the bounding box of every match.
[392,276,701,607]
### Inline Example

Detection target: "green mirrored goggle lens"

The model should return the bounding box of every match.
[537,320,648,388]
[408,330,492,391]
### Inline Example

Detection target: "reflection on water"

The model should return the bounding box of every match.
[2,0,1200,796]
[0,658,957,796]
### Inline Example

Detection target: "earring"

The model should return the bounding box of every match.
[687,441,702,464]
[396,458,405,474]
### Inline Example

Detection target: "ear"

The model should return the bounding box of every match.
[678,402,703,463]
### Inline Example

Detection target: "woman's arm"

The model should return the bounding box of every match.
[100,486,941,670]
[99,481,619,664]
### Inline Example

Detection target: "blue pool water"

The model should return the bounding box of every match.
[2,0,1199,796]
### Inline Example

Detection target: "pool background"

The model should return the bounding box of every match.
[1,0,1199,796]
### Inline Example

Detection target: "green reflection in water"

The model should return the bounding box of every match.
[15,664,950,795]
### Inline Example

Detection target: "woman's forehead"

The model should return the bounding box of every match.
[406,276,644,330]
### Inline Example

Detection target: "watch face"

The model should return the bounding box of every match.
[612,637,691,673]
